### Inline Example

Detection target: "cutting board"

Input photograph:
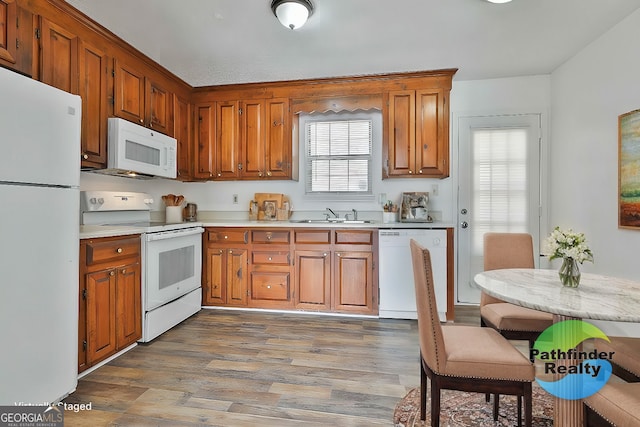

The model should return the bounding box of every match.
[253,193,290,220]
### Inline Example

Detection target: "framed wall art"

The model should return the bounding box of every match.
[619,109,640,229]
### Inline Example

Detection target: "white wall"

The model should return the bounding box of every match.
[550,10,640,336]
[550,9,640,280]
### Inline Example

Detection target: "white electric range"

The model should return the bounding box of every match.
[80,191,204,342]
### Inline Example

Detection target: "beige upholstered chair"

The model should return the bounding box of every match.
[410,239,534,427]
[594,337,640,382]
[481,233,554,350]
[583,382,640,426]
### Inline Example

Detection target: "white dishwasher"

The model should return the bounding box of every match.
[378,229,448,321]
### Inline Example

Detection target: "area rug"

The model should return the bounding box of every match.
[394,383,554,427]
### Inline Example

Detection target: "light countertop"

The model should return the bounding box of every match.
[80,219,455,239]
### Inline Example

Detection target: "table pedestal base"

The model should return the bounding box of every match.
[552,314,583,427]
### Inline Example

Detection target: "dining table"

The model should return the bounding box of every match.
[474,268,640,427]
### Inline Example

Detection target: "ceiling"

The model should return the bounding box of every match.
[65,0,640,87]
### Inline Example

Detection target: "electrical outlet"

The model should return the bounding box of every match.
[232,194,238,204]
[431,184,439,197]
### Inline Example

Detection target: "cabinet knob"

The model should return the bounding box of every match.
[408,170,413,174]
[217,173,222,177]
[229,250,233,254]
[419,169,423,174]
[224,235,228,239]
[337,253,342,257]
[219,249,223,254]
[139,119,144,123]
[266,233,272,240]
[268,257,272,261]
[109,271,115,276]
[121,269,126,274]
[266,171,272,177]
[116,248,123,253]
[258,171,263,177]
[266,285,271,289]
[82,154,89,160]
[323,253,328,257]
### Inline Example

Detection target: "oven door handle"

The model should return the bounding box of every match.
[144,227,204,241]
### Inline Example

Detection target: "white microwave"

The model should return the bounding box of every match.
[97,118,177,179]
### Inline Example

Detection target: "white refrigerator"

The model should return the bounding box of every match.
[0,67,81,404]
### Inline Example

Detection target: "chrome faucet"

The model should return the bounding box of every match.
[326,207,339,218]
[344,209,358,220]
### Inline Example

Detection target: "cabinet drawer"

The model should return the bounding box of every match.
[252,251,290,265]
[85,236,140,266]
[207,229,248,244]
[251,272,290,301]
[252,230,290,244]
[294,230,331,244]
[335,230,373,245]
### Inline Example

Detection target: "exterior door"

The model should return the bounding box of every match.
[457,114,542,303]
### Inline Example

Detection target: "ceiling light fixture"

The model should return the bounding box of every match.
[486,0,513,3]
[271,0,313,30]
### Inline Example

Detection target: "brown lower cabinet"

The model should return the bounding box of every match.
[79,235,142,373]
[202,227,378,315]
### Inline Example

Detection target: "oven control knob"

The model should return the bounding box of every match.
[89,198,97,204]
[98,198,104,204]
[144,198,154,204]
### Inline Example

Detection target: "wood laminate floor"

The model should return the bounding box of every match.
[63,306,481,426]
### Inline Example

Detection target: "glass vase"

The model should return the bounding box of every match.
[558,258,581,288]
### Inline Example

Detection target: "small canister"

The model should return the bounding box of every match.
[184,203,197,221]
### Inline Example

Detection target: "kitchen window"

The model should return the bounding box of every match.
[304,117,373,194]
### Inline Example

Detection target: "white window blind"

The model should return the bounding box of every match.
[305,119,372,194]
[472,128,528,252]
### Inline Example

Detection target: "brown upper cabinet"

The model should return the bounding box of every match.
[240,98,291,179]
[192,100,241,180]
[174,94,193,180]
[384,88,449,178]
[1,0,33,75]
[113,58,174,136]
[78,39,110,168]
[192,98,292,181]
[38,18,110,168]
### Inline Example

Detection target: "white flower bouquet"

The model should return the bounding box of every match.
[544,226,594,264]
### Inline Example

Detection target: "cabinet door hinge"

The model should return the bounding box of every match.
[238,108,243,115]
[82,289,87,300]
[35,28,40,40]
[15,38,19,49]
[111,69,115,77]
[83,340,87,351]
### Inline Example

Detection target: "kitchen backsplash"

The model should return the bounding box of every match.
[80,171,453,222]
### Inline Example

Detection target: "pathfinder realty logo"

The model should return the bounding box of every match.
[530,320,614,400]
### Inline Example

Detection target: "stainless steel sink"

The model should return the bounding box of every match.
[289,219,374,224]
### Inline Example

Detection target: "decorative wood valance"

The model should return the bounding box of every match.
[291,94,383,114]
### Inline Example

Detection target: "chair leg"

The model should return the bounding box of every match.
[420,356,427,421]
[493,394,499,421]
[431,377,441,427]
[524,382,532,427]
